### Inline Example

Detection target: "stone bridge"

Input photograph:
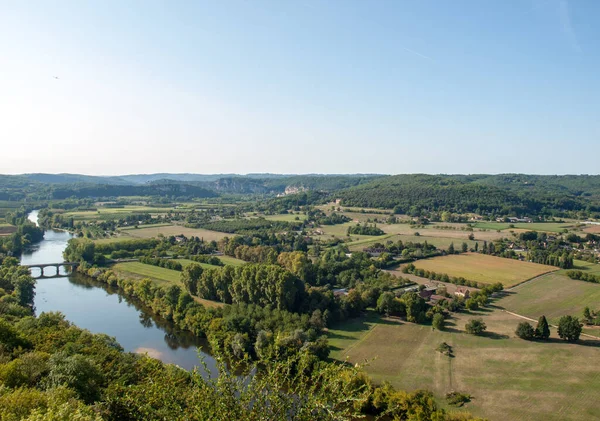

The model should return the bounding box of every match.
[23,262,80,279]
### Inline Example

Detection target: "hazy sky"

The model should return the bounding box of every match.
[1,0,599,175]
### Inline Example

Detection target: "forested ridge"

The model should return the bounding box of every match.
[2,174,600,218]
[337,174,600,216]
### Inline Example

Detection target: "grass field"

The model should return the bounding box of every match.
[472,221,578,233]
[562,259,600,276]
[499,273,600,325]
[119,224,229,242]
[330,309,600,421]
[175,259,219,270]
[113,262,181,286]
[411,253,556,287]
[217,255,246,267]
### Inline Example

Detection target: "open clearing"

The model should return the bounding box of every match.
[412,253,556,287]
[330,309,600,421]
[499,273,600,325]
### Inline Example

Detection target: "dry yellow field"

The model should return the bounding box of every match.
[412,253,556,287]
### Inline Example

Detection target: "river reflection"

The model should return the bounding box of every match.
[21,211,217,374]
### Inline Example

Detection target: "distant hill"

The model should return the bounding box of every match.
[336,174,600,215]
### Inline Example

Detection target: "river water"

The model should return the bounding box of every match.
[20,211,216,373]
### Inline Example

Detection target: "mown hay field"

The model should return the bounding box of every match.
[412,253,556,287]
[499,273,600,325]
[329,309,600,421]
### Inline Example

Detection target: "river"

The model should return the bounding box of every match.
[20,210,217,373]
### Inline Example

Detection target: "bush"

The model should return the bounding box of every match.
[515,322,535,340]
[465,319,486,335]
[436,342,453,356]
[446,391,472,407]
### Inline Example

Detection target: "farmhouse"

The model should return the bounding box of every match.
[419,286,437,300]
[454,288,470,299]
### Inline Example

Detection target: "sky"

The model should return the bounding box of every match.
[1,0,599,176]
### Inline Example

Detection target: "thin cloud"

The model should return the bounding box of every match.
[401,46,435,63]
[558,0,581,52]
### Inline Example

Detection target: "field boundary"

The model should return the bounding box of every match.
[506,270,559,291]
[503,310,600,340]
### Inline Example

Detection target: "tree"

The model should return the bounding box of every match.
[535,315,550,340]
[432,313,445,331]
[465,298,479,311]
[583,306,592,324]
[515,322,535,340]
[44,352,104,403]
[376,291,398,316]
[465,319,487,335]
[557,315,582,342]
[181,263,204,295]
[461,242,468,253]
[448,243,455,254]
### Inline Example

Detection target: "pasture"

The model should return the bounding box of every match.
[112,262,181,286]
[499,273,600,325]
[330,309,600,421]
[411,253,556,287]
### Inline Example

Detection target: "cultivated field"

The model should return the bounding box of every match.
[329,309,600,421]
[411,253,557,287]
[119,224,229,242]
[583,224,600,234]
[0,223,16,236]
[499,273,600,325]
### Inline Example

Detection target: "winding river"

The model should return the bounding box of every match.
[21,211,217,373]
